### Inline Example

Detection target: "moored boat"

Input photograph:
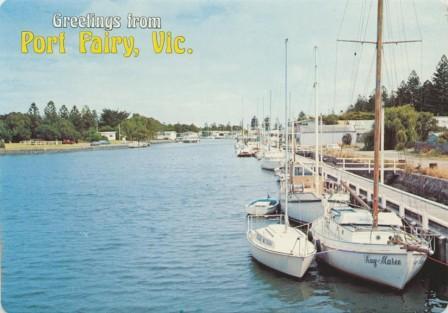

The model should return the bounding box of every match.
[247,38,316,279]
[261,150,285,170]
[311,206,432,289]
[246,198,279,216]
[247,223,316,278]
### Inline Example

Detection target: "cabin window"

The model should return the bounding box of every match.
[303,168,313,176]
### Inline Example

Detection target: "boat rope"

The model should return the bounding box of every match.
[332,0,350,112]
[427,255,448,268]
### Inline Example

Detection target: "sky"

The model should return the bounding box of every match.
[1,0,448,126]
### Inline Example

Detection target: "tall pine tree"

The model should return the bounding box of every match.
[432,55,448,115]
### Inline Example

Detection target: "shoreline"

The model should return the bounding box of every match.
[0,140,173,156]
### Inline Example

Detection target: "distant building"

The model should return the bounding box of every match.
[435,116,448,129]
[156,131,177,141]
[296,124,357,147]
[180,131,200,143]
[100,131,116,141]
[341,120,374,142]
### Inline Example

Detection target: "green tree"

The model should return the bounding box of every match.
[0,120,11,142]
[69,105,83,130]
[36,123,60,140]
[363,105,423,150]
[407,70,422,108]
[416,112,437,141]
[84,128,104,142]
[421,80,438,113]
[57,119,80,140]
[59,105,69,119]
[99,109,129,129]
[44,101,58,123]
[121,114,152,141]
[433,55,448,115]
[395,129,407,150]
[27,102,41,138]
[81,106,96,133]
[322,114,339,125]
[5,113,32,142]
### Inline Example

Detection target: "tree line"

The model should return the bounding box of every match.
[0,102,203,143]
[348,55,448,115]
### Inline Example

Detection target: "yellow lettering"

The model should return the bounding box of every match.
[123,36,134,57]
[152,31,165,54]
[166,32,172,54]
[59,32,66,53]
[174,36,185,54]
[21,31,34,53]
[33,36,45,54]
[79,31,92,54]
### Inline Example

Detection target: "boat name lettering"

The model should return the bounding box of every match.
[364,255,401,267]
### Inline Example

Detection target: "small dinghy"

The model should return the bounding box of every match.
[246,198,279,216]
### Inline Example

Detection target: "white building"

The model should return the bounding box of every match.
[342,120,374,142]
[296,124,357,147]
[99,131,116,141]
[435,116,448,129]
[156,131,177,141]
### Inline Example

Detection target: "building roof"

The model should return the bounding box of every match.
[298,124,356,134]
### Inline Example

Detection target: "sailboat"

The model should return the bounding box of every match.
[279,47,324,224]
[247,38,316,278]
[260,149,285,171]
[311,0,432,290]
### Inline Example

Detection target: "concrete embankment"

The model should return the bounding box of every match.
[0,140,176,156]
[301,151,448,206]
[0,143,130,156]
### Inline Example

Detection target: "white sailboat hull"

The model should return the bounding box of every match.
[312,219,427,289]
[261,159,284,171]
[279,194,323,224]
[247,231,315,278]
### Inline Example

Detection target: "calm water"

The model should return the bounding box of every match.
[1,140,447,313]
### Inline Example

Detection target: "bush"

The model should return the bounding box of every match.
[342,133,352,146]
[84,128,104,142]
[0,140,5,148]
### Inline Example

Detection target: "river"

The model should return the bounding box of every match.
[1,140,446,312]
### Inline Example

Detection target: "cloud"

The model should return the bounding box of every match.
[1,0,448,125]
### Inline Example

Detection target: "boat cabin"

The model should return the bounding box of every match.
[290,163,317,192]
[328,207,405,244]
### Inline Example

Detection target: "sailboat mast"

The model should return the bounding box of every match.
[284,38,290,229]
[313,46,320,195]
[269,90,272,151]
[373,0,384,227]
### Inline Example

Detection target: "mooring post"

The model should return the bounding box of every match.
[436,236,447,264]
[422,214,429,231]
[398,205,405,218]
[381,197,386,210]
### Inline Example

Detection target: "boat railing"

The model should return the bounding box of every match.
[293,223,313,255]
[247,214,285,232]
